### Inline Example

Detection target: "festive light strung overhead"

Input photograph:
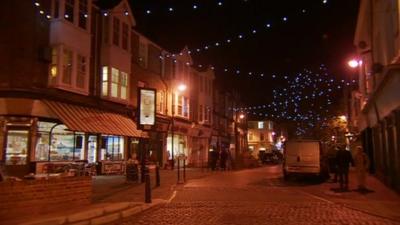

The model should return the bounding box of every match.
[138,1,330,57]
[230,66,355,130]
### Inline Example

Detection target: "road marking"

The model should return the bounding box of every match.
[168,190,177,203]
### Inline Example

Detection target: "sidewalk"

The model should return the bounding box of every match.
[8,167,214,225]
[302,169,400,222]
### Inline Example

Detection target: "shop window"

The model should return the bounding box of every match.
[35,122,84,161]
[101,136,124,161]
[5,130,29,165]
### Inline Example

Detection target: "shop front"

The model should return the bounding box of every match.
[166,120,191,166]
[0,98,144,177]
[189,126,212,167]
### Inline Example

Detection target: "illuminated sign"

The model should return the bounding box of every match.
[138,88,156,129]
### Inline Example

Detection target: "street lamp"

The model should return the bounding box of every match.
[171,84,186,183]
[347,59,362,69]
[234,112,246,164]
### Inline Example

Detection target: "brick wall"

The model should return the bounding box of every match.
[0,176,92,221]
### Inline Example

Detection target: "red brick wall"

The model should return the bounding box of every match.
[0,177,92,220]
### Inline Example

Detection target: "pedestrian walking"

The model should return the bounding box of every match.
[327,144,338,182]
[209,149,218,171]
[220,149,228,171]
[354,146,369,191]
[335,143,354,191]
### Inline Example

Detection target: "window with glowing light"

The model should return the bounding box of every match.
[111,68,119,97]
[120,72,127,99]
[102,67,128,100]
[49,47,58,84]
[157,91,165,114]
[102,66,108,96]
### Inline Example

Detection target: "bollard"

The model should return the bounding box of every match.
[183,158,186,183]
[144,166,151,203]
[155,163,160,187]
[177,157,181,184]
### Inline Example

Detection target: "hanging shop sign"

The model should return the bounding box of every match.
[138,88,156,130]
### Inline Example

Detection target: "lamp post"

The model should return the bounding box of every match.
[171,84,186,183]
[234,112,245,166]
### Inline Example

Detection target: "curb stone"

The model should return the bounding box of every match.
[17,200,167,225]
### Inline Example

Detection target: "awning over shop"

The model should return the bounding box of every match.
[43,100,145,137]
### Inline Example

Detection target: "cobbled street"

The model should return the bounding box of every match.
[113,166,400,225]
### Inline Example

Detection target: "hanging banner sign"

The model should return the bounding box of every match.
[138,88,156,130]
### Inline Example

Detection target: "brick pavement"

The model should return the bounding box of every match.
[6,168,214,225]
[115,166,400,225]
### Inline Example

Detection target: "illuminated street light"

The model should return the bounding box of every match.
[177,84,187,92]
[172,83,187,183]
[239,114,245,119]
[348,59,362,68]
[339,115,347,122]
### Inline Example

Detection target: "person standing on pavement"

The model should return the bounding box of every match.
[354,146,369,191]
[335,143,354,191]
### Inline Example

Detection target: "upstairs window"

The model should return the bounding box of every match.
[157,91,165,114]
[113,17,120,46]
[122,23,129,50]
[102,67,128,100]
[199,105,203,121]
[120,72,127,100]
[64,0,74,23]
[175,94,189,118]
[102,66,108,96]
[111,68,119,97]
[138,41,147,67]
[78,0,88,29]
[49,47,58,85]
[62,49,73,85]
[76,54,86,88]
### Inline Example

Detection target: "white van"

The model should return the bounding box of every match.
[283,140,321,179]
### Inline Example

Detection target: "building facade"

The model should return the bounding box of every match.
[247,121,275,159]
[0,0,146,177]
[352,0,400,191]
[0,0,245,178]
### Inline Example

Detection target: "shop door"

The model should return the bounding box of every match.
[4,129,30,177]
[87,135,97,163]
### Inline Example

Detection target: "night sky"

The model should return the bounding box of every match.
[129,0,360,117]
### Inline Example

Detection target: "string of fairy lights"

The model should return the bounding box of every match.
[230,65,355,136]
[32,0,346,136]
